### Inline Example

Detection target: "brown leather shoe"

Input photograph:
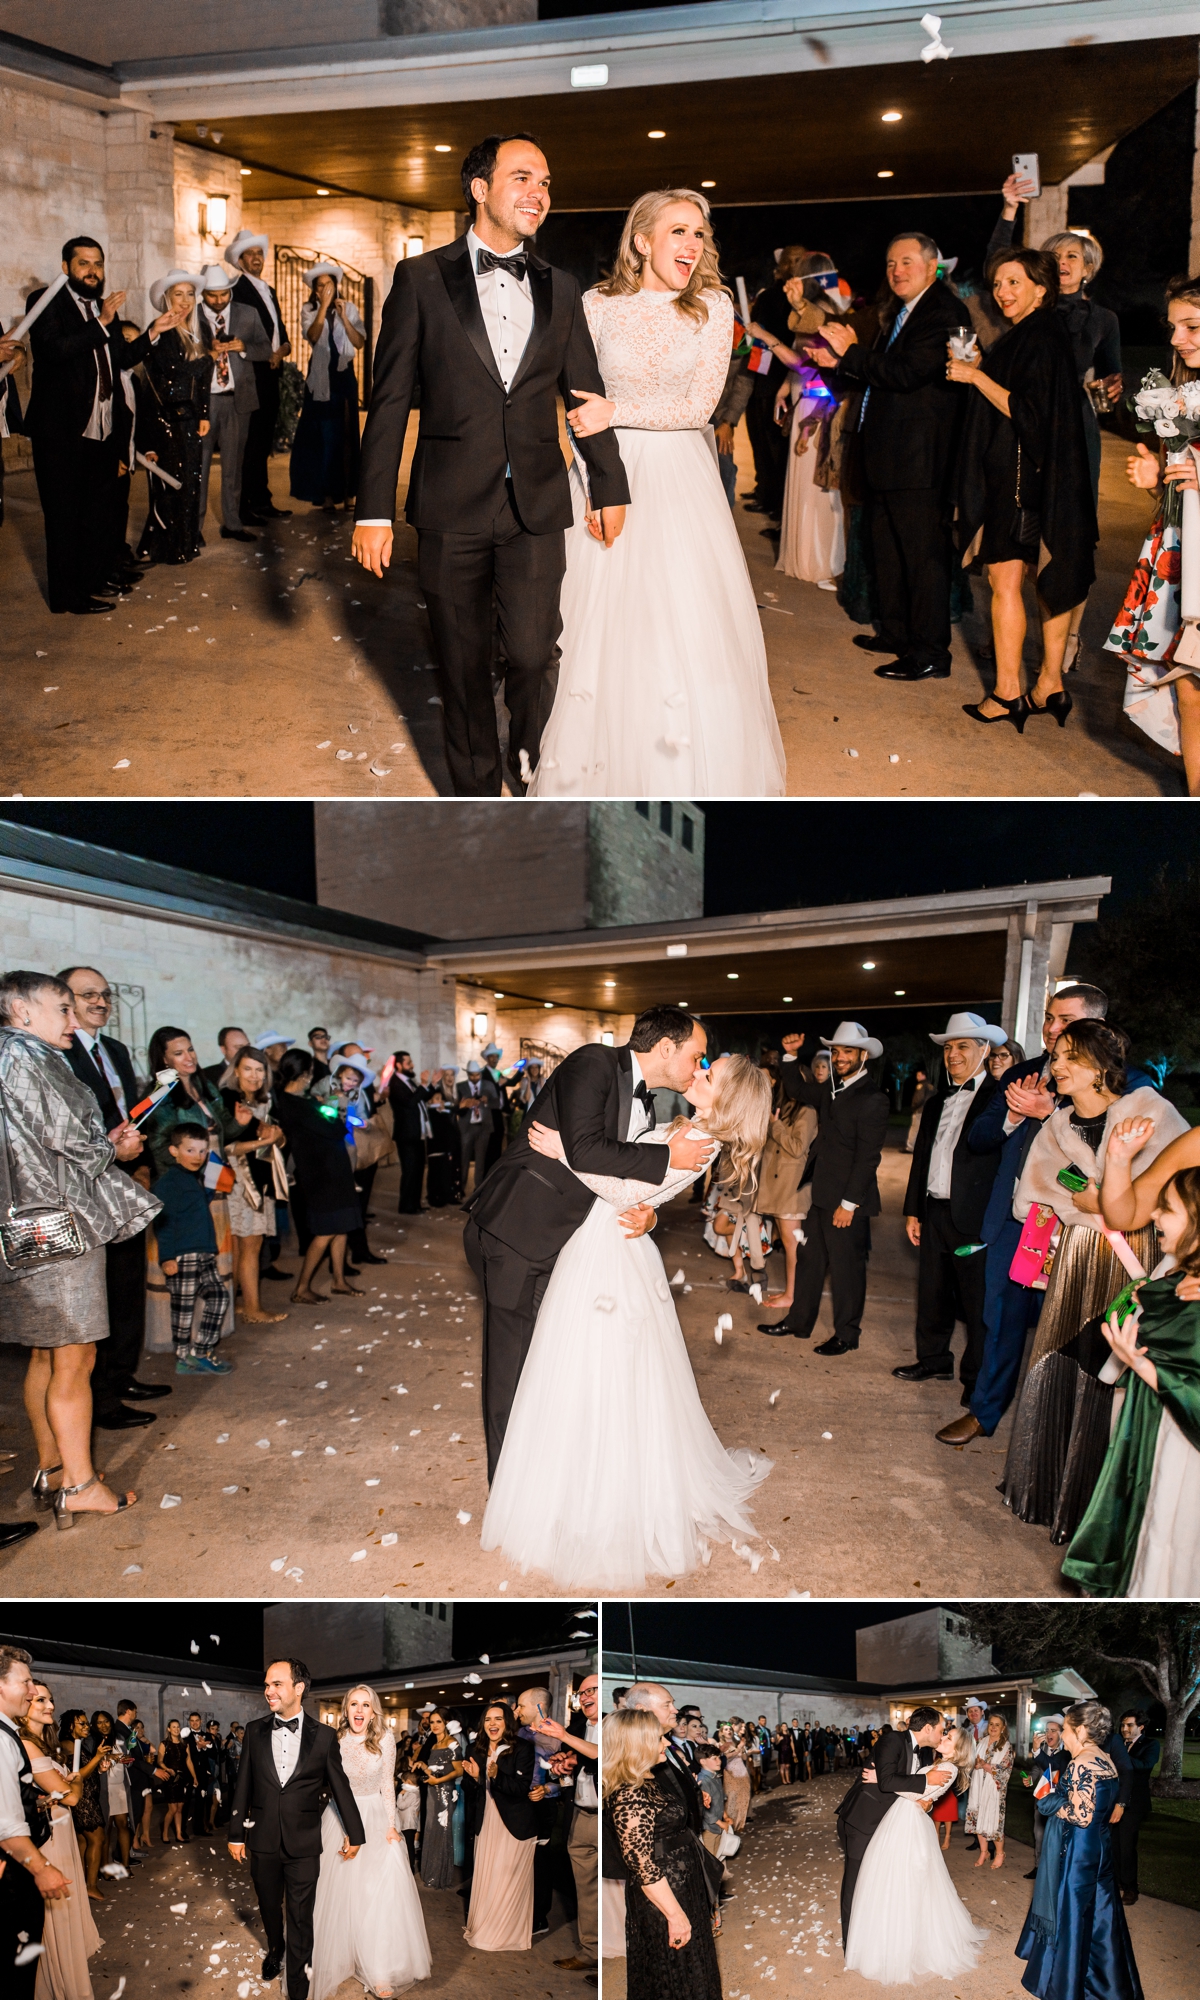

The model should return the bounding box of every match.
[936,1412,984,1448]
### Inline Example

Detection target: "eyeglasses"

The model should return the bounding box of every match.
[74,988,113,1002]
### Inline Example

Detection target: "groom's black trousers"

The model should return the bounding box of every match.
[418,487,566,796]
[838,1822,872,1947]
[463,1217,556,1479]
[250,1850,321,2000]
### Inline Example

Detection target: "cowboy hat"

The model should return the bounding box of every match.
[304,260,343,284]
[225,229,269,266]
[820,1021,883,1060]
[482,1043,502,1059]
[929,1011,1007,1048]
[149,269,205,312]
[331,1053,372,1080]
[198,266,236,295]
[255,1031,294,1051]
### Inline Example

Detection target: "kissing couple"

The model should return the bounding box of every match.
[464,1007,776,1589]
[352,133,784,800]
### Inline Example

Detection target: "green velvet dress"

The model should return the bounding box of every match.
[1062,1275,1200,1597]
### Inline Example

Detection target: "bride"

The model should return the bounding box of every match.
[480,1053,774,1588]
[309,1685,432,2000]
[845,1718,990,1985]
[528,189,787,799]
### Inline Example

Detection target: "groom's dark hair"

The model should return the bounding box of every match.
[628,1007,700,1052]
[461,133,543,213]
[267,1657,310,1695]
[906,1706,944,1732]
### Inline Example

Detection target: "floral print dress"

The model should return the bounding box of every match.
[965,1738,1014,1839]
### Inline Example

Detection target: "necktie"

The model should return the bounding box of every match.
[858,302,910,428]
[476,248,528,280]
[214,314,230,389]
[91,303,113,401]
[273,1715,299,1733]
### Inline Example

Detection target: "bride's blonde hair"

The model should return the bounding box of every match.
[337,1683,385,1755]
[598,189,728,325]
[666,1054,771,1202]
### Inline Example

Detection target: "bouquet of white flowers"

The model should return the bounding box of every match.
[1129,369,1200,527]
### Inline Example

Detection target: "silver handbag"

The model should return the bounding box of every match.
[0,1080,86,1276]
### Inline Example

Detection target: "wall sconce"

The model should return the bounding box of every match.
[472,1011,489,1038]
[199,194,228,241]
[406,237,425,257]
[600,1031,614,1047]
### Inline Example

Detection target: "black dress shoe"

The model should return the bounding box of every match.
[1024,1869,1038,1879]
[261,1953,281,1980]
[120,1379,172,1400]
[852,633,898,653]
[0,1521,39,1551]
[356,1250,388,1265]
[874,656,951,681]
[69,598,117,614]
[758,1322,806,1337]
[892,1361,954,1382]
[259,1265,294,1282]
[261,505,293,519]
[93,1405,156,1430]
[102,576,134,596]
[815,1336,856,1356]
[220,526,257,542]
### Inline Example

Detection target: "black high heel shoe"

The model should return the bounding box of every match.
[962,691,1023,727]
[1020,686,1073,728]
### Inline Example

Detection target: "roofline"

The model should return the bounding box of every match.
[601,1653,1084,1700]
[2,1634,264,1688]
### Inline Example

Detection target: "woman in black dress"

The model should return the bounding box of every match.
[289,263,366,510]
[155,1719,195,1845]
[424,1077,461,1207]
[272,1047,365,1304]
[950,246,1096,733]
[605,1709,720,2000]
[59,1709,111,1900]
[138,273,211,565]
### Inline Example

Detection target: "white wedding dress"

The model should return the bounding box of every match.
[844,1776,989,1985]
[528,286,786,798]
[480,1127,772,1588]
[309,1730,432,2000]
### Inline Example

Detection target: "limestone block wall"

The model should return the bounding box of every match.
[174,140,248,276]
[241,195,464,350]
[588,801,704,927]
[36,1672,264,1741]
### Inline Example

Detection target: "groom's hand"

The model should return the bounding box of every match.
[585,504,626,548]
[351,523,393,577]
[339,1840,360,1860]
[668,1131,716,1175]
[227,1842,245,1863]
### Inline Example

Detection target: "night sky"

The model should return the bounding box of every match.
[604,1601,937,1683]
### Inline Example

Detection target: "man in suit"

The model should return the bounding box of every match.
[229,1657,364,1998]
[481,1042,510,1175]
[897,1012,1006,1403]
[196,266,272,543]
[59,963,169,1430]
[456,1059,503,1200]
[761,1022,891,1356]
[224,229,292,525]
[25,237,185,612]
[1021,1714,1070,1876]
[624,1684,704,1832]
[813,233,965,682]
[836,1706,948,1946]
[201,1025,249,1088]
[1111,1710,1158,1904]
[353,133,631,797]
[389,1049,433,1214]
[464,1005,713,1477]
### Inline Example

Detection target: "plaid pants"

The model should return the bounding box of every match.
[166,1252,227,1352]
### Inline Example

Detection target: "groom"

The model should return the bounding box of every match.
[464,1006,715,1478]
[835,1706,947,1946]
[353,133,631,797]
[229,1657,365,1998]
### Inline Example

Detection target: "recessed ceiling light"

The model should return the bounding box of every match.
[678,1001,688,1007]
[862,961,876,970]
[316,188,330,196]
[603,979,616,987]
[434,144,452,152]
[877,170,894,179]
[493,991,504,998]
[701,180,716,188]
[727,972,738,980]
[240,168,252,176]
[648,129,666,139]
[544,1002,554,1009]
[783,996,793,1003]
[882,110,902,122]
[895,989,906,995]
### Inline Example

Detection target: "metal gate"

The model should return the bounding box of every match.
[274,246,374,404]
[519,1038,567,1076]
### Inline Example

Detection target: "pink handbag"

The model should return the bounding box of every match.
[1009,1203,1061,1289]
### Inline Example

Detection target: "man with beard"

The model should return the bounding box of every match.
[25,238,184,613]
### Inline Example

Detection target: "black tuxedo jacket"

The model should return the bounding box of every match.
[903,1069,1003,1239]
[466,1042,670,1263]
[831,278,966,494]
[25,287,154,443]
[463,1732,536,1841]
[388,1071,431,1143]
[65,1032,138,1133]
[837,1730,933,1844]
[653,1746,704,1835]
[356,234,630,534]
[229,1712,365,1858]
[231,273,285,368]
[780,1064,890,1216]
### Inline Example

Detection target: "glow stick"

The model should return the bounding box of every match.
[0,271,70,381]
[735,276,751,324]
[136,450,182,491]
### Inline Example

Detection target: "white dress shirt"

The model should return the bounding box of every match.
[627,1052,652,1140]
[0,1713,30,1840]
[575,1718,599,1807]
[201,302,235,396]
[240,269,283,350]
[271,1709,305,1785]
[466,225,535,389]
[76,1031,128,1121]
[926,1059,988,1200]
[70,286,113,441]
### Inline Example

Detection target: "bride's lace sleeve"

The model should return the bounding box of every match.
[610,1783,664,1886]
[380,1729,397,1828]
[572,1163,697,1210]
[599,291,736,431]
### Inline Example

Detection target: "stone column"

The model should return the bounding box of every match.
[104,111,175,324]
[1024,182,1069,247]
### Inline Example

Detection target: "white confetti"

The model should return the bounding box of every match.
[889,753,900,763]
[270,1558,286,1572]
[456,1510,472,1524]
[369,762,391,777]
[122,1564,142,1575]
[113,759,130,770]
[216,1432,230,1442]
[316,739,331,749]
[336,749,353,761]
[190,1640,199,1653]
[169,1902,188,1914]
[324,1446,337,1456]
[109,1981,128,1999]
[315,1380,328,1389]
[160,1493,181,1509]
[381,1531,398,1546]
[822,1431,833,1439]
[350,1549,367,1562]
[365,1478,380,1486]
[769,1389,781,1406]
[222,1484,239,1494]
[409,1428,421,1436]
[256,1438,270,1449]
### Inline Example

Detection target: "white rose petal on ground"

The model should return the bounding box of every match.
[160,1493,182,1509]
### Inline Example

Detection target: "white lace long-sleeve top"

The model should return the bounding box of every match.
[571,1124,708,1211]
[338,1728,396,1828]
[582,287,735,431]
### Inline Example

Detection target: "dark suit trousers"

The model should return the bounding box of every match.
[838,1820,874,1946]
[459,1119,491,1196]
[464,1218,555,1480]
[93,1228,148,1410]
[746,384,789,515]
[868,487,952,669]
[1110,1801,1147,1894]
[970,1218,1038,1433]
[397,1139,427,1214]
[250,1850,321,2000]
[418,490,567,796]
[914,1197,988,1394]
[1,1847,45,2000]
[242,364,280,514]
[32,432,120,610]
[781,1205,871,1346]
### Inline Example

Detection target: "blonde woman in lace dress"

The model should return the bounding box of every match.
[529,190,786,798]
[309,1686,431,2000]
[480,1054,773,1588]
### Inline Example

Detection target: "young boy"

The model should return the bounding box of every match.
[155,1125,231,1375]
[697,1742,733,1857]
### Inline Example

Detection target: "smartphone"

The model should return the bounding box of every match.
[1012,152,1041,199]
[1106,1278,1142,1329]
[1056,1164,1090,1195]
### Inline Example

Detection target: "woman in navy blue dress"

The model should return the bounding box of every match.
[1018,1700,1143,2000]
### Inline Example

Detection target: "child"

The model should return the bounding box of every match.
[697,1742,732,1858]
[1064,1167,1200,1596]
[155,1124,232,1375]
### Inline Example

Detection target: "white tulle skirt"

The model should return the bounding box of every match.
[479,1193,772,1588]
[528,428,786,798]
[844,1799,989,1985]
[309,1794,432,2000]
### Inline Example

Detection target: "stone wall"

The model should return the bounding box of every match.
[600,1675,885,1733]
[240,195,463,350]
[175,139,248,275]
[263,1601,451,1680]
[34,1670,264,1742]
[588,801,704,927]
[2,0,533,62]
[456,976,632,1071]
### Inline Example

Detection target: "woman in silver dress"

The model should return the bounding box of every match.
[0,971,159,1525]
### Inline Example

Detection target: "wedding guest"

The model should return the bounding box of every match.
[743,247,809,522]
[1063,1166,1200,1598]
[605,1706,718,2000]
[559,1674,600,1972]
[108,1701,140,1867]
[290,264,365,510]
[457,1060,501,1197]
[143,1026,225,1177]
[767,254,851,587]
[307,1027,332,1085]
[697,1744,731,1856]
[462,1702,537,1951]
[136,272,209,565]
[0,323,27,533]
[155,1125,232,1377]
[712,347,754,509]
[964,1714,1013,1870]
[988,1037,1024,1080]
[217,1046,287,1323]
[718,1723,750,1831]
[272,1049,364,1304]
[1017,1701,1142,2000]
[197,265,271,543]
[0,971,154,1528]
[413,1710,462,1890]
[91,1708,131,1874]
[395,1742,422,1871]
[155,1721,194,1844]
[905,1065,935,1152]
[225,229,292,525]
[56,1712,109,1903]
[932,1722,974,1852]
[951,247,1096,729]
[756,1084,817,1312]
[20,1682,99,1998]
[1109,1714,1159,1905]
[388,1051,431,1215]
[1001,1020,1186,1541]
[1022,1717,1070,1877]
[202,1026,249,1087]
[774,1724,795,1787]
[424,1079,460,1207]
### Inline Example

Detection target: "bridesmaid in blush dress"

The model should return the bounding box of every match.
[22,1684,100,2000]
[462,1704,537,1952]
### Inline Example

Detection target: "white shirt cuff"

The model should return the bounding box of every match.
[839,1199,857,1212]
[782,1054,797,1063]
[355,518,391,526]
[1002,1113,1022,1135]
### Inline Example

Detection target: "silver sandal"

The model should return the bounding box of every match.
[54,1473,134,1531]
[32,1464,64,1512]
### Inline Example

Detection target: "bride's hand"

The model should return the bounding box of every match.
[385,1827,403,1844]
[528,1120,566,1162]
[567,388,616,437]
[584,503,626,547]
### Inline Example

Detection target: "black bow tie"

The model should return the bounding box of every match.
[476,248,528,280]
[634,1081,657,1130]
[273,1715,299,1733]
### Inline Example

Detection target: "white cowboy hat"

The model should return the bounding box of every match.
[149,269,204,312]
[929,1011,1007,1048]
[330,1053,372,1080]
[304,260,343,284]
[198,265,236,295]
[964,1696,989,1710]
[225,229,269,265]
[820,1020,883,1060]
[255,1031,294,1051]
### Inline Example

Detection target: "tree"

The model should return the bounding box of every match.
[1071,863,1200,1079]
[961,1603,1200,1789]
